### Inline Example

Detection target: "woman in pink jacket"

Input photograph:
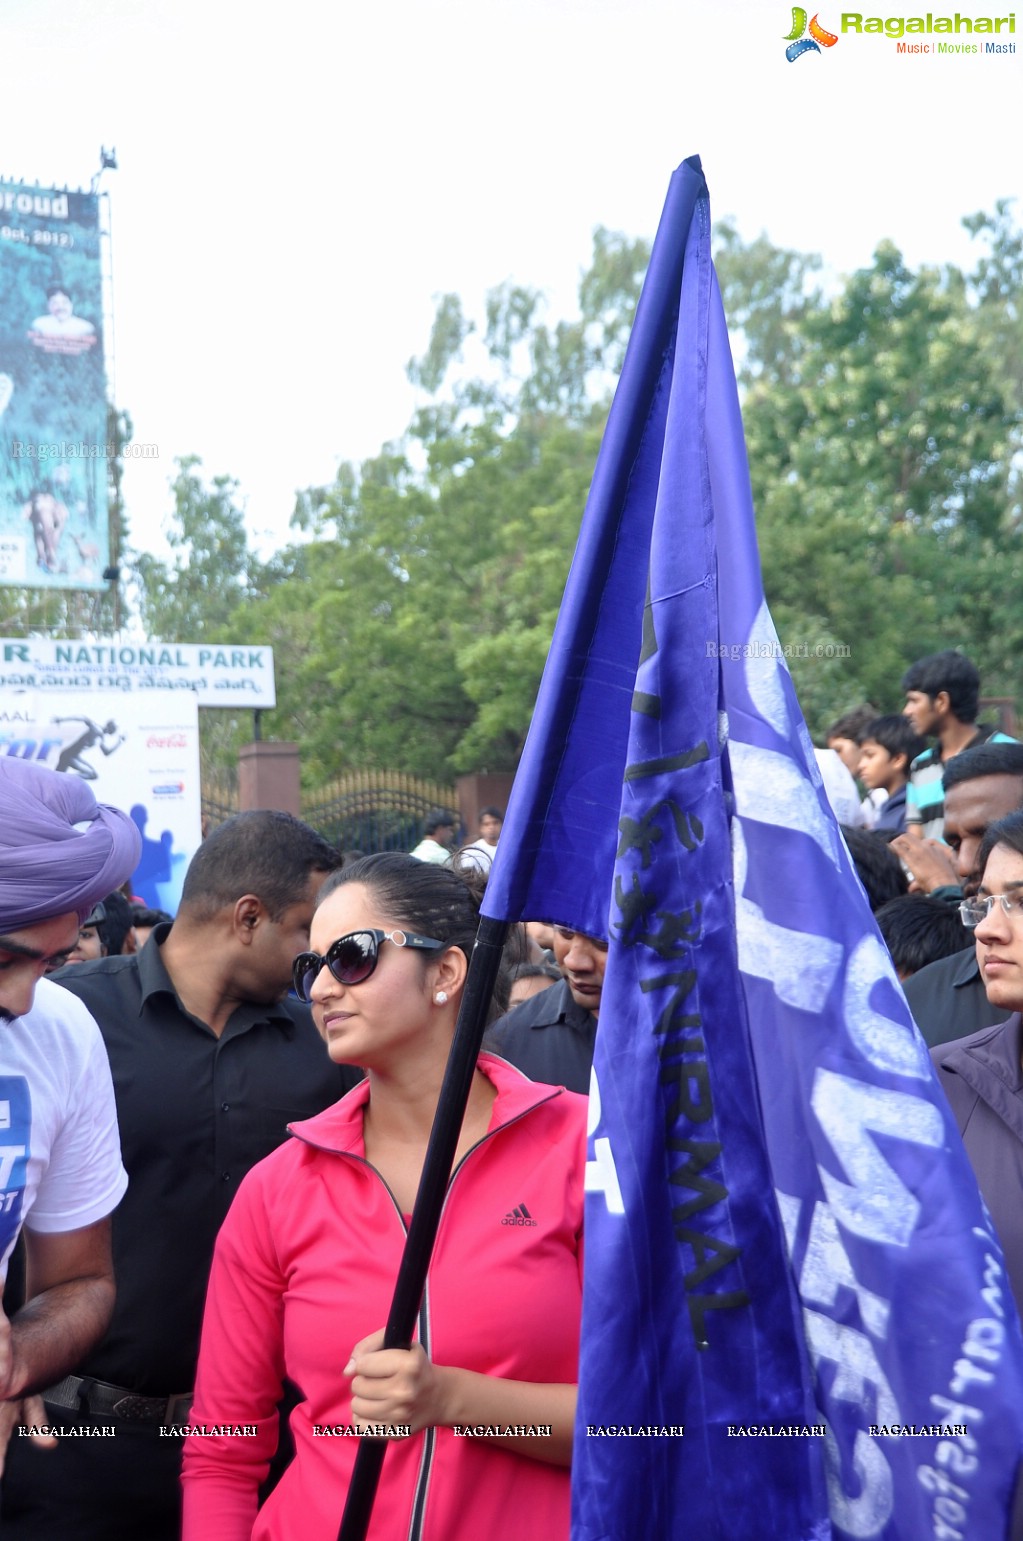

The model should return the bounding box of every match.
[182,854,586,1541]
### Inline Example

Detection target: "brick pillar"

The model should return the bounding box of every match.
[456,772,515,843]
[238,742,301,817]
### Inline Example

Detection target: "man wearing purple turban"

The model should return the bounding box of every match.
[0,756,141,1470]
[2,804,358,1541]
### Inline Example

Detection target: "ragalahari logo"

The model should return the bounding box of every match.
[784,7,839,57]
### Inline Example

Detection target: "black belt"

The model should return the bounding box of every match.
[43,1374,193,1427]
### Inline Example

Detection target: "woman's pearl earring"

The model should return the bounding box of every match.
[435,991,449,1005]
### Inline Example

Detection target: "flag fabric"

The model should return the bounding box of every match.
[482,156,1023,1540]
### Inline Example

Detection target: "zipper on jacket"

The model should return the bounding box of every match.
[330,1156,434,1541]
[402,1089,563,1541]
[443,1089,561,1209]
[405,1285,433,1541]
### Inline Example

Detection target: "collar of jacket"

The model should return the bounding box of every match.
[287,1051,563,1156]
[937,1012,1023,1136]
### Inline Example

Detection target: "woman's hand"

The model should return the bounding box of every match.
[344,1328,576,1465]
[344,1331,451,1435]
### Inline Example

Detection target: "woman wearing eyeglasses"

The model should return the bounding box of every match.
[932,809,1023,1318]
[181,854,585,1541]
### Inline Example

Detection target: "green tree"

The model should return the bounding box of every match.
[132,456,262,786]
[138,207,1023,786]
[727,225,1023,731]
[246,410,604,783]
[133,456,257,641]
[962,199,1023,403]
[714,221,822,390]
[241,230,649,783]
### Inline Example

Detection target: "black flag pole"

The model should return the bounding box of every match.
[336,913,510,1541]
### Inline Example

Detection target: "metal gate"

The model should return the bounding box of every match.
[301,771,458,856]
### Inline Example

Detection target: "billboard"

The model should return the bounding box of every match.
[0,181,109,591]
[0,637,277,707]
[0,689,202,915]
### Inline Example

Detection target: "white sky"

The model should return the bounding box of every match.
[2,0,1020,567]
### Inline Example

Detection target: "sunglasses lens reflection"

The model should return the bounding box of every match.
[293,956,319,1002]
[293,934,382,1002]
[329,934,377,985]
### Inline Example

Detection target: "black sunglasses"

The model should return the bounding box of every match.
[293,928,444,1003]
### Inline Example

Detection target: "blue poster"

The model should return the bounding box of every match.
[0,181,109,590]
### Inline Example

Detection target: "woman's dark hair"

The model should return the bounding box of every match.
[319,852,483,962]
[977,810,1023,883]
[97,889,134,957]
[482,922,532,1017]
[501,923,532,969]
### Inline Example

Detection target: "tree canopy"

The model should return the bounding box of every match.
[124,204,1023,783]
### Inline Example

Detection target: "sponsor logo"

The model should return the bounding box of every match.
[502,1202,538,1227]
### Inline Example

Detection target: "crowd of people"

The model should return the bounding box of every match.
[2,642,1023,1536]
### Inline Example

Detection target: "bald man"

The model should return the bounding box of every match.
[0,755,140,1470]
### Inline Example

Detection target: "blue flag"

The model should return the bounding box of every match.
[483,157,1023,1540]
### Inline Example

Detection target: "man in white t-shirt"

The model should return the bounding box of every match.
[0,756,139,1467]
[410,808,457,865]
[458,805,503,874]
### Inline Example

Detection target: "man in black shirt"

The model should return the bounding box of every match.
[1,811,360,1540]
[489,925,607,1094]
